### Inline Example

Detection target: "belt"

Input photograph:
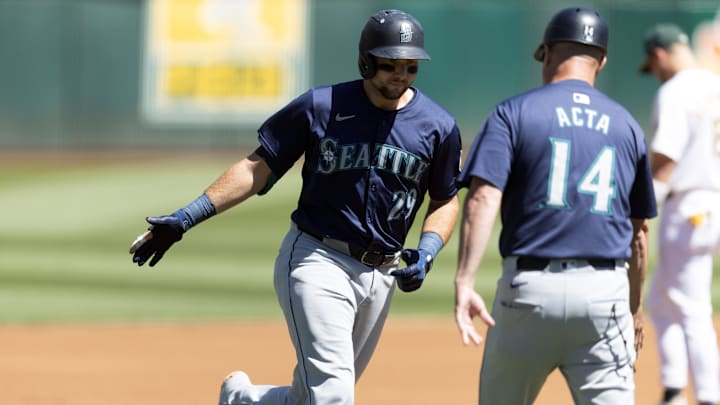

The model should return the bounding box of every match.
[516,256,618,271]
[296,225,398,267]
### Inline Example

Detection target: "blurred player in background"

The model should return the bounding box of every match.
[640,23,720,405]
[129,9,463,405]
[692,10,720,74]
[454,6,656,404]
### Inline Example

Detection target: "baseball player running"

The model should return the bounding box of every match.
[640,23,720,405]
[129,9,462,405]
[454,7,657,404]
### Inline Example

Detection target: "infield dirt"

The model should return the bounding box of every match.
[1,316,711,404]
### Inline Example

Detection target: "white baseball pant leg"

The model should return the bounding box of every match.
[222,225,397,404]
[647,194,720,403]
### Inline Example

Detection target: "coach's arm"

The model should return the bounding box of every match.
[454,178,499,345]
[628,217,650,354]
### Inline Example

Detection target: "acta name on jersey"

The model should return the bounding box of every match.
[317,138,429,184]
[555,106,610,135]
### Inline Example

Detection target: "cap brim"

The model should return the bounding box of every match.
[368,46,431,61]
[638,55,652,74]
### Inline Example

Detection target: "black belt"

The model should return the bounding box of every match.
[297,226,397,267]
[516,256,617,271]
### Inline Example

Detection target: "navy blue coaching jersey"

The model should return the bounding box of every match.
[255,80,462,252]
[459,79,657,259]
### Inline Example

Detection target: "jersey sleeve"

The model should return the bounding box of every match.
[427,123,462,201]
[650,85,689,161]
[457,105,513,191]
[256,89,316,178]
[628,121,658,219]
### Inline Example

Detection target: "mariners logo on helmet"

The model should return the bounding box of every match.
[533,7,608,61]
[400,22,413,43]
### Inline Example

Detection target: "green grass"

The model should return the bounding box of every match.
[0,157,286,323]
[0,155,717,324]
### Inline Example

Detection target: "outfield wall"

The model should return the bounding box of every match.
[0,0,717,148]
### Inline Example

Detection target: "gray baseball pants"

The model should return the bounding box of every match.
[479,257,636,405]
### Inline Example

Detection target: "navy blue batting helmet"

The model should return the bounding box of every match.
[533,7,609,61]
[358,9,431,78]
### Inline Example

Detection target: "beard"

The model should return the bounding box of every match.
[377,81,409,100]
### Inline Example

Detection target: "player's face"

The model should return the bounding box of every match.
[369,58,419,100]
[647,49,676,83]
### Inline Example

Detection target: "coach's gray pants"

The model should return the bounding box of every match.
[479,257,635,405]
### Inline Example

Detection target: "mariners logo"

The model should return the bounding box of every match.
[399,22,413,43]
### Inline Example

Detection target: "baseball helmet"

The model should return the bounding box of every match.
[358,9,431,79]
[533,7,609,61]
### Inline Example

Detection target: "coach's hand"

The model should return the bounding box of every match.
[455,284,495,346]
[130,213,187,267]
[390,249,433,292]
[633,311,645,355]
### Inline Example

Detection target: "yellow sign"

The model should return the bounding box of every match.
[165,64,281,98]
[142,0,309,125]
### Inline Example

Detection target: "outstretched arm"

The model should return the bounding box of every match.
[205,151,273,213]
[130,150,273,266]
[455,177,500,345]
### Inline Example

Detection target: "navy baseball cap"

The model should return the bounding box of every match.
[638,23,689,73]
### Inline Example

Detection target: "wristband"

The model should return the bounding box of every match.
[418,231,444,258]
[174,193,217,230]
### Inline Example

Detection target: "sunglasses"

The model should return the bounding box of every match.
[376,63,419,74]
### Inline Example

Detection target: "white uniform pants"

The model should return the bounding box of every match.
[223,224,398,404]
[479,258,636,405]
[647,191,720,403]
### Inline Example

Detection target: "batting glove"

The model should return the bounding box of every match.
[390,249,434,292]
[131,212,187,267]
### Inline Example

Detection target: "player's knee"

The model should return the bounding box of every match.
[297,369,355,405]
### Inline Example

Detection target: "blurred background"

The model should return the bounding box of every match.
[2,0,720,324]
[2,3,718,403]
[1,0,719,150]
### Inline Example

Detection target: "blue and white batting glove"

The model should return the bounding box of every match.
[130,194,216,267]
[131,213,187,267]
[390,249,434,292]
[390,231,443,293]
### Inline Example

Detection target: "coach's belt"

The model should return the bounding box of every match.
[516,256,618,271]
[296,225,398,267]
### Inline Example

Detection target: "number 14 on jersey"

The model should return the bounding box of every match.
[546,137,617,215]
